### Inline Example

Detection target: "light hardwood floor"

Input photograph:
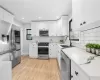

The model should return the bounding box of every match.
[12,56,60,80]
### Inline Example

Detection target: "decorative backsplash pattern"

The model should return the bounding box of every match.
[72,20,100,49]
[80,27,100,49]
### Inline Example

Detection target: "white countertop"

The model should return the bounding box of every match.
[62,47,100,78]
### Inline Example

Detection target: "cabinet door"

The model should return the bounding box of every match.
[29,43,38,58]
[71,60,89,80]
[56,19,62,36]
[49,21,57,36]
[31,22,39,36]
[71,73,77,80]
[61,16,68,36]
[0,8,3,20]
[49,43,57,58]
[0,61,12,80]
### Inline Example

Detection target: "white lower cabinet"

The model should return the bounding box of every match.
[0,61,12,80]
[71,60,90,80]
[57,45,62,69]
[29,43,38,58]
[49,43,57,58]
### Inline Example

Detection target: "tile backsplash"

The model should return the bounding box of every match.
[72,20,100,49]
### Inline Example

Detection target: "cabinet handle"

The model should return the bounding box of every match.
[75,71,78,76]
[71,75,73,78]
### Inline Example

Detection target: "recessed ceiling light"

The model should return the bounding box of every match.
[56,16,59,19]
[38,17,42,19]
[22,18,24,19]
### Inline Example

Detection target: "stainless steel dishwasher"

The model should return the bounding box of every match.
[61,50,71,80]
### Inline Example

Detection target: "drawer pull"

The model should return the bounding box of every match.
[71,75,73,78]
[75,71,78,76]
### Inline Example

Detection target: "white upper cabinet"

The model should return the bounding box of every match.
[0,8,3,19]
[49,21,57,36]
[56,16,68,36]
[0,7,14,23]
[61,16,68,36]
[31,17,68,37]
[31,22,39,36]
[38,22,49,30]
[72,0,100,30]
[56,19,62,36]
[72,0,82,30]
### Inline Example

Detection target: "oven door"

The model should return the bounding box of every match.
[38,47,49,55]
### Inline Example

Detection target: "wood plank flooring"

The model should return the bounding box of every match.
[12,56,60,80]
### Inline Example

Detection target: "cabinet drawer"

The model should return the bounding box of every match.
[71,60,89,80]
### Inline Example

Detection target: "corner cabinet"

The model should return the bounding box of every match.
[29,43,38,58]
[49,43,57,58]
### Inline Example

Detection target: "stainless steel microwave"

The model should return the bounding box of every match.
[39,30,49,36]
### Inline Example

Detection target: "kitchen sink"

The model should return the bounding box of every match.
[60,45,69,47]
[60,44,74,49]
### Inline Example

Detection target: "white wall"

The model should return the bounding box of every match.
[21,23,31,55]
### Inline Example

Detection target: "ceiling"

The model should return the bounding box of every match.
[0,0,72,23]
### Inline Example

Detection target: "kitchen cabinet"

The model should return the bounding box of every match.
[72,0,100,30]
[0,61,12,80]
[0,7,3,20]
[31,22,39,36]
[57,45,62,69]
[29,43,38,58]
[56,16,68,36]
[49,27,56,36]
[61,16,68,36]
[56,19,62,36]
[49,43,57,58]
[49,21,57,36]
[80,0,100,25]
[72,0,83,30]
[31,18,68,36]
[71,60,90,80]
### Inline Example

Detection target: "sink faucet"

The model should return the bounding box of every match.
[64,35,68,42]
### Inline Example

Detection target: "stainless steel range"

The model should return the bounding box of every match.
[38,42,49,59]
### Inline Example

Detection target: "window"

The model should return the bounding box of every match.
[26,29,32,40]
[69,19,79,41]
